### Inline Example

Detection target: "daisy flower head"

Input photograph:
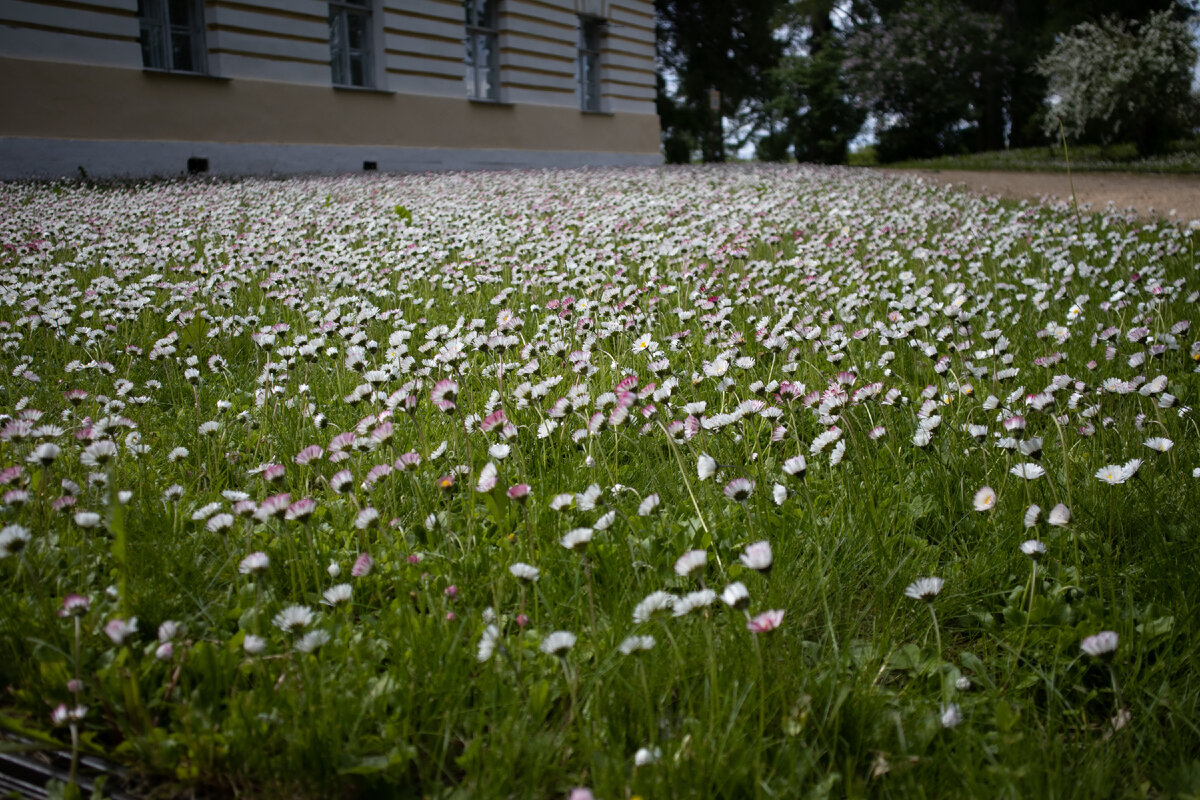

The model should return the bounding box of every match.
[632,333,657,354]
[1080,630,1119,658]
[633,590,675,623]
[1020,539,1046,559]
[539,630,577,656]
[477,624,500,662]
[322,583,353,606]
[1010,463,1045,480]
[739,540,773,573]
[747,608,785,633]
[940,703,962,729]
[59,594,90,618]
[560,527,593,551]
[637,493,660,516]
[618,634,656,655]
[972,485,996,511]
[0,524,31,558]
[80,440,118,468]
[243,634,267,655]
[104,617,138,645]
[904,576,944,602]
[1144,437,1173,453]
[782,454,807,479]
[723,477,754,502]
[295,629,331,654]
[720,581,750,609]
[273,604,314,634]
[634,746,661,766]
[674,549,707,577]
[238,551,270,575]
[509,562,540,582]
[1047,503,1071,526]
[351,552,374,577]
[673,589,717,616]
[697,453,717,481]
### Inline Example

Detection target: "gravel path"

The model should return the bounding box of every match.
[883,169,1200,225]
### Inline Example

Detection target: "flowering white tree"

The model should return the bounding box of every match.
[1037,10,1198,153]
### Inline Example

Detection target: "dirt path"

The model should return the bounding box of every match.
[883,169,1200,225]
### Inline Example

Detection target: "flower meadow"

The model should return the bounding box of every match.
[0,166,1198,798]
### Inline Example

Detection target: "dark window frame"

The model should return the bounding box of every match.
[138,0,207,74]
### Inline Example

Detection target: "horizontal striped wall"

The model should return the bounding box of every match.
[204,0,332,84]
[0,0,141,66]
[0,0,658,143]
[382,0,462,93]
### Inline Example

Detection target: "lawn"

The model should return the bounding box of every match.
[0,165,1198,799]
[855,140,1200,174]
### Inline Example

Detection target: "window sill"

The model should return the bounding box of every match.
[581,109,614,116]
[469,97,515,107]
[333,84,395,95]
[141,68,229,82]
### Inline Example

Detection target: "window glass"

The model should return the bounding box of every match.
[137,0,205,72]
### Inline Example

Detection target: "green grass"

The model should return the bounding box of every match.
[856,140,1200,173]
[0,166,1198,799]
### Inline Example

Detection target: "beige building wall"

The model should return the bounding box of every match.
[0,0,661,177]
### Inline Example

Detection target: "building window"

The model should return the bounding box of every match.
[137,0,206,73]
[578,17,603,112]
[330,0,373,88]
[464,0,499,100]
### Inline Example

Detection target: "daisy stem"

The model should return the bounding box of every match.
[658,421,713,555]
[68,721,80,788]
[816,543,839,659]
[584,556,598,640]
[927,603,944,702]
